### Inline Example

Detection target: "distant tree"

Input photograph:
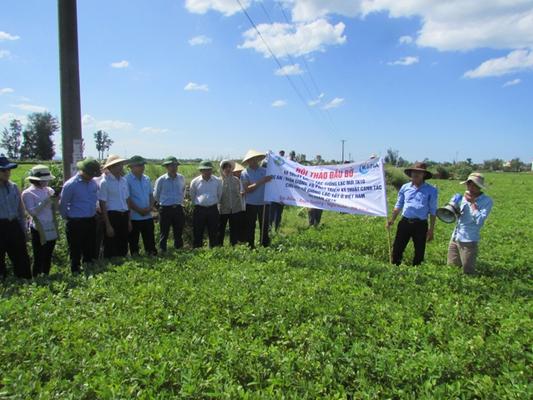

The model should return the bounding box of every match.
[509,158,523,172]
[94,130,114,160]
[0,119,22,159]
[384,148,399,166]
[466,158,473,166]
[483,158,504,171]
[19,112,59,160]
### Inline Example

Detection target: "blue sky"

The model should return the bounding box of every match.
[1,0,532,163]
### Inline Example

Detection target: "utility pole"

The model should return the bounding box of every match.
[58,0,83,180]
[341,139,346,163]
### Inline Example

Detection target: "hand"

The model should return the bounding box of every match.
[263,175,273,184]
[427,229,434,242]
[106,225,115,237]
[140,207,151,216]
[387,219,395,229]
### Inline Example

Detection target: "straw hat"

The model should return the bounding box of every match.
[242,149,265,164]
[76,158,102,177]
[26,165,55,181]
[103,154,127,169]
[220,159,236,171]
[233,162,245,173]
[404,162,433,180]
[461,172,486,190]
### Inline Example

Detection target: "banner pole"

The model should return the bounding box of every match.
[386,223,393,264]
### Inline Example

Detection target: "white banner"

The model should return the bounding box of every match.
[265,151,388,217]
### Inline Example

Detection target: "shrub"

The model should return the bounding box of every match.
[385,166,408,190]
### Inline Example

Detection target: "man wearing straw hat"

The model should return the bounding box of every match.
[387,162,438,266]
[218,159,244,246]
[153,156,186,252]
[0,154,31,279]
[126,155,157,256]
[190,161,222,248]
[241,150,272,248]
[60,157,102,273]
[22,165,59,277]
[98,155,131,258]
[447,173,493,275]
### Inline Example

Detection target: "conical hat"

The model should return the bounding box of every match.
[103,154,127,169]
[233,162,245,173]
[242,149,265,164]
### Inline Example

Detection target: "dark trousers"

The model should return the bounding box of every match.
[94,212,105,260]
[129,218,157,256]
[308,208,323,227]
[159,205,185,251]
[66,217,97,273]
[245,204,270,248]
[218,213,240,246]
[269,202,284,231]
[193,205,219,248]
[392,218,428,266]
[30,228,56,276]
[103,211,129,258]
[0,219,31,279]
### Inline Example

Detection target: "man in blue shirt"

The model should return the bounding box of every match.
[0,155,31,279]
[153,156,186,251]
[60,157,101,273]
[447,173,493,275]
[387,162,438,266]
[126,156,157,256]
[241,150,272,248]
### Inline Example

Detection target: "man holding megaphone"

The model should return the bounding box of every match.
[446,173,493,275]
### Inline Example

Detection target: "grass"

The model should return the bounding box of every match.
[0,172,531,399]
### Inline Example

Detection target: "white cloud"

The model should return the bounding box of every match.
[399,35,413,45]
[140,127,169,135]
[289,0,362,22]
[110,60,129,69]
[272,99,287,107]
[0,112,27,126]
[275,64,304,76]
[388,56,419,66]
[503,78,522,87]
[184,82,209,91]
[0,88,14,95]
[323,97,344,110]
[464,49,533,78]
[0,31,20,41]
[10,103,47,113]
[308,93,325,106]
[189,35,212,46]
[185,0,251,16]
[82,114,134,131]
[0,50,12,59]
[239,19,346,58]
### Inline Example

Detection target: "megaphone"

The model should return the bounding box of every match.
[436,194,462,224]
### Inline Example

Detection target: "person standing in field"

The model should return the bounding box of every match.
[22,165,59,277]
[218,160,244,246]
[60,158,101,273]
[190,161,222,248]
[98,155,131,258]
[0,155,31,279]
[153,156,186,252]
[387,162,438,266]
[126,156,157,256]
[447,173,493,275]
[241,150,272,248]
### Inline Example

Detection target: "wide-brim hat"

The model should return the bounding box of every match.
[162,156,180,166]
[128,155,147,166]
[461,172,486,189]
[103,154,127,169]
[26,165,55,181]
[198,160,214,170]
[220,159,236,171]
[233,162,245,173]
[242,149,266,164]
[404,162,433,179]
[77,158,102,177]
[0,154,17,170]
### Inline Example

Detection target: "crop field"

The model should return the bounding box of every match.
[0,171,531,399]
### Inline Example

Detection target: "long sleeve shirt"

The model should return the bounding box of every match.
[0,181,25,229]
[21,185,58,242]
[153,173,185,206]
[189,175,222,207]
[219,175,244,214]
[394,182,438,220]
[59,174,98,219]
[452,193,493,242]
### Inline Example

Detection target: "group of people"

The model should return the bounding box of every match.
[0,152,493,280]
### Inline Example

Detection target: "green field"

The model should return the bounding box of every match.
[0,172,531,398]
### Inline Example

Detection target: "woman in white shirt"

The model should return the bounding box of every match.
[22,165,59,277]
